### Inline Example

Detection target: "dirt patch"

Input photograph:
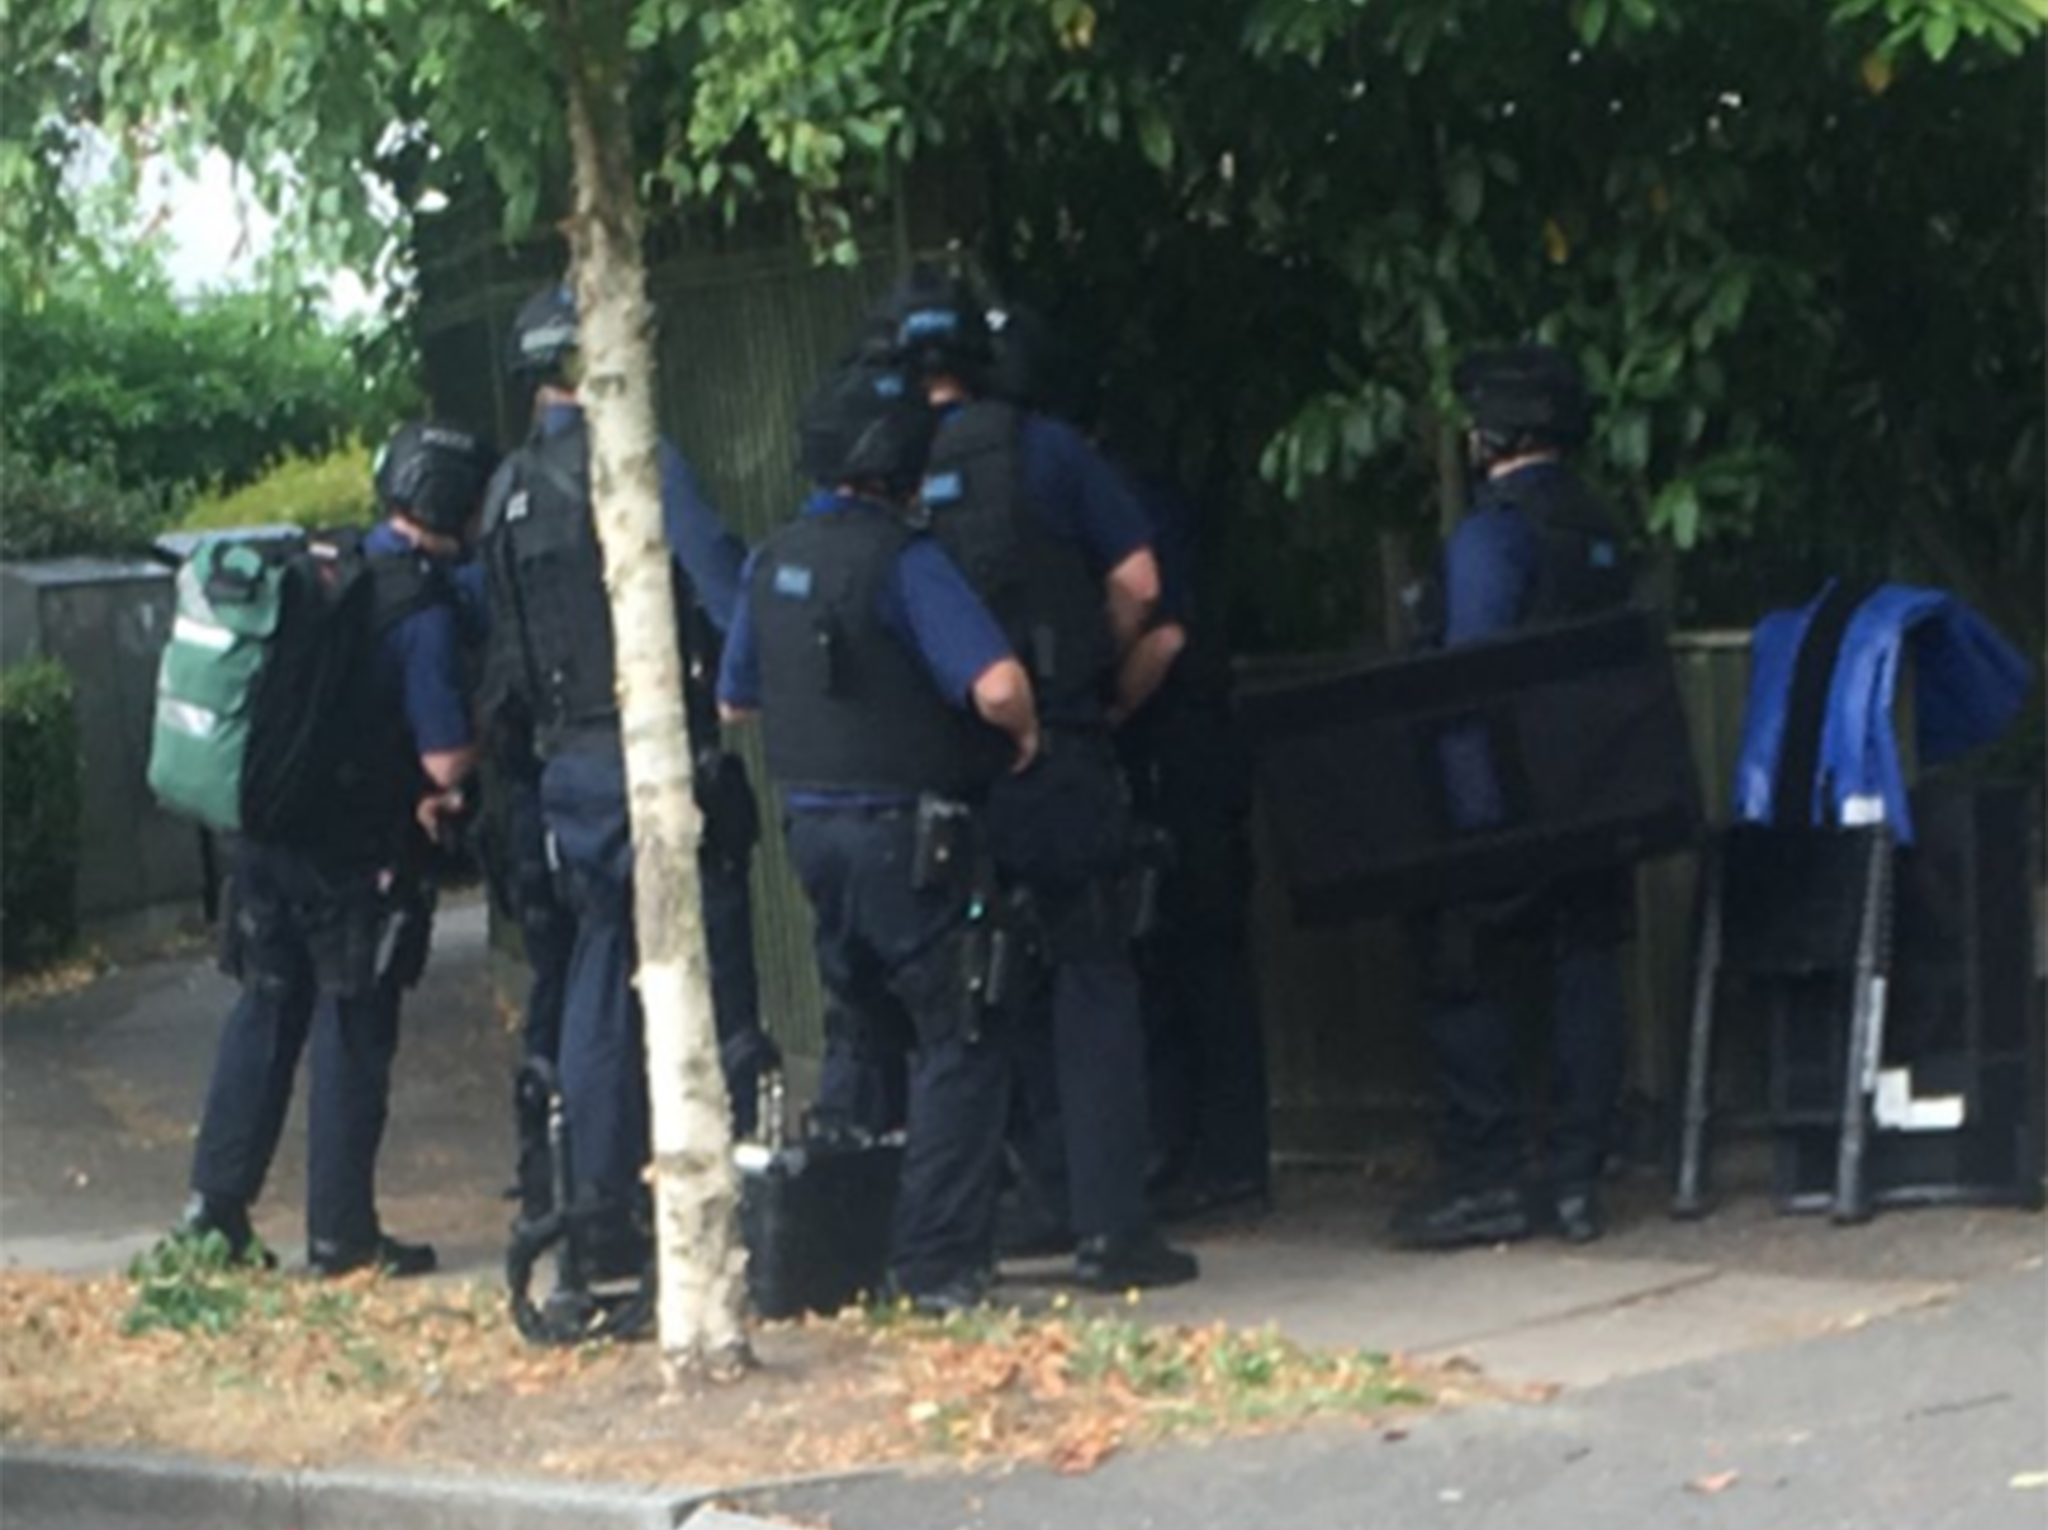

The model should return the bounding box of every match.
[0,1252,1501,1487]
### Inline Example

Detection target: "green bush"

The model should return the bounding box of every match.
[2,252,414,500]
[179,439,377,532]
[1,659,82,970]
[0,451,177,561]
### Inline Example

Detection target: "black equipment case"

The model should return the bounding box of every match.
[1244,610,1703,923]
[738,1134,903,1319]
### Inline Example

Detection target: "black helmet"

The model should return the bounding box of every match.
[797,359,935,495]
[374,421,498,536]
[880,265,993,382]
[989,304,1097,427]
[507,283,579,379]
[1453,344,1593,446]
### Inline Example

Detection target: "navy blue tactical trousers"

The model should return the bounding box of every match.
[783,808,1006,1295]
[1004,953,1152,1239]
[985,736,1153,1242]
[1141,921,1271,1188]
[540,747,647,1215]
[502,772,574,1067]
[1426,939,1627,1190]
[539,742,768,1207]
[189,840,418,1253]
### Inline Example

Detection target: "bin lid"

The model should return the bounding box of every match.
[148,525,304,567]
[0,556,170,586]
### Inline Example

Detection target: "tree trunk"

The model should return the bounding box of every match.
[555,0,750,1381]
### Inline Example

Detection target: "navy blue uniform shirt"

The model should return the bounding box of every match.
[538,401,748,634]
[364,522,472,757]
[719,491,1012,715]
[1123,468,1198,628]
[1441,462,1558,647]
[1014,412,1152,577]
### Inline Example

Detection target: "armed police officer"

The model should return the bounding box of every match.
[175,421,497,1276]
[479,283,776,1278]
[986,306,1270,1226]
[880,269,1198,1291]
[1392,344,1634,1250]
[720,357,1040,1313]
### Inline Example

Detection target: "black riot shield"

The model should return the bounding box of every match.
[1244,610,1703,924]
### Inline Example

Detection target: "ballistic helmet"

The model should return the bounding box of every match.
[880,265,994,383]
[989,304,1097,427]
[1453,344,1593,447]
[374,421,499,536]
[507,283,580,379]
[797,358,936,496]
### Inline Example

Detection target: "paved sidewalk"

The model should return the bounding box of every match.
[3,912,2042,1528]
[1,898,517,1279]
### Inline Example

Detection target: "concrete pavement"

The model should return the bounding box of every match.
[746,1268,2048,1530]
[2,906,2042,1527]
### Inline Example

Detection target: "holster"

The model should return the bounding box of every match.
[371,878,436,992]
[1123,819,1177,943]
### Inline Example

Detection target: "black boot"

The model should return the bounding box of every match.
[174,1193,276,1269]
[1387,1184,1534,1251]
[883,1267,993,1318]
[1073,1229,1199,1291]
[1550,1184,1606,1245]
[308,1233,439,1279]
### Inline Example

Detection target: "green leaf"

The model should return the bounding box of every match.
[1650,479,1702,548]
[1137,104,1174,173]
[1924,11,1960,61]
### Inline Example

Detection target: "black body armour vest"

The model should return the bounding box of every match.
[482,421,625,756]
[920,402,1112,720]
[751,510,1007,797]
[1474,464,1633,625]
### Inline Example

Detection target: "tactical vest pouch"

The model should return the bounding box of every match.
[911,794,975,894]
[808,616,844,696]
[1245,609,1703,923]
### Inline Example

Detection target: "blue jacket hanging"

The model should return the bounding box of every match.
[1732,582,2032,844]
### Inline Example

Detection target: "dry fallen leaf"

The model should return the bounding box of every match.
[1687,1470,1741,1495]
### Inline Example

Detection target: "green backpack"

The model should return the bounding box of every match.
[148,532,436,841]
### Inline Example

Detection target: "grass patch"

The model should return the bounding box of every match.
[858,1295,1435,1469]
[121,1231,271,1338]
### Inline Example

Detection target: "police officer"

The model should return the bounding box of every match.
[1392,344,1634,1249]
[720,357,1039,1311]
[480,283,774,1275]
[175,421,497,1276]
[987,308,1269,1223]
[882,269,1197,1290]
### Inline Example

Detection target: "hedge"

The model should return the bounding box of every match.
[0,451,175,562]
[0,659,82,970]
[179,439,378,533]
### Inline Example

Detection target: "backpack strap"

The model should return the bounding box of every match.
[365,553,450,637]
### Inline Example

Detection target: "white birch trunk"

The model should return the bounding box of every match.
[558,1,750,1380]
